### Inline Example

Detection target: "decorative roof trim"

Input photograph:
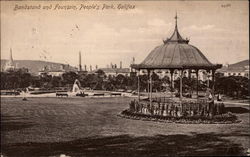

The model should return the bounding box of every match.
[131,64,222,70]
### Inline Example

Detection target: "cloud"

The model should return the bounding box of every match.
[85,23,120,37]
[147,19,168,27]
[184,24,215,31]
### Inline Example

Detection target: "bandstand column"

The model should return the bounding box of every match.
[188,69,192,97]
[172,71,175,89]
[196,69,199,99]
[212,69,215,97]
[179,69,184,115]
[137,70,140,103]
[188,69,191,79]
[179,69,183,101]
[147,70,150,98]
[149,70,153,107]
[206,70,210,88]
[170,69,174,98]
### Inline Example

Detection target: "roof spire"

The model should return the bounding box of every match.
[175,11,178,29]
[163,13,189,44]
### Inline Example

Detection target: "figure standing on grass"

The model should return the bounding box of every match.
[206,88,213,102]
[206,88,215,116]
[22,88,28,101]
[217,93,222,101]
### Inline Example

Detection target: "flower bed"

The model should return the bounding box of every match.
[119,109,240,124]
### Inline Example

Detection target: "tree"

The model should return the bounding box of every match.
[0,70,32,90]
[51,76,62,87]
[115,74,127,89]
[30,76,42,88]
[151,72,161,92]
[215,76,249,98]
[62,71,77,86]
[174,77,204,94]
[103,80,116,91]
[95,69,105,77]
[1,72,7,89]
[39,73,52,89]
[139,74,148,92]
[127,74,137,90]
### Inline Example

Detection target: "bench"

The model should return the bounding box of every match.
[56,93,68,97]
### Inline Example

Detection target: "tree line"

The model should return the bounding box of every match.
[0,69,249,98]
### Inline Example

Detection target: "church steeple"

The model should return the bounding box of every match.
[4,48,15,71]
[9,48,14,65]
[163,13,189,44]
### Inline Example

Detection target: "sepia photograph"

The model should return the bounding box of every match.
[0,0,249,156]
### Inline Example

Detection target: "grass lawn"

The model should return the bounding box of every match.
[1,97,249,157]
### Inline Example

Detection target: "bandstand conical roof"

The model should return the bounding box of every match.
[132,15,221,70]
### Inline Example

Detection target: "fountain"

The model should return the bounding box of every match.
[72,79,85,97]
[72,79,81,93]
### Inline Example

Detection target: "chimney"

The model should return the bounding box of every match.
[114,64,117,69]
[79,51,82,71]
[84,65,87,71]
[120,61,122,69]
[111,62,113,69]
[96,65,98,70]
[90,65,92,71]
[131,57,135,65]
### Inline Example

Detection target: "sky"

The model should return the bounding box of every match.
[1,1,249,68]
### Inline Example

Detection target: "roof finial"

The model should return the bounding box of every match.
[175,12,178,29]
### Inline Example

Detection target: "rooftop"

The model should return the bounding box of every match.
[131,14,222,70]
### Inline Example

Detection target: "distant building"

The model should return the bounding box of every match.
[98,68,130,77]
[39,51,82,77]
[38,64,77,77]
[96,61,130,77]
[217,60,249,78]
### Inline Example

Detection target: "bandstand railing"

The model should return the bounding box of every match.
[129,97,225,118]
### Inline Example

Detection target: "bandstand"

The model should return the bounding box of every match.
[128,14,224,119]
